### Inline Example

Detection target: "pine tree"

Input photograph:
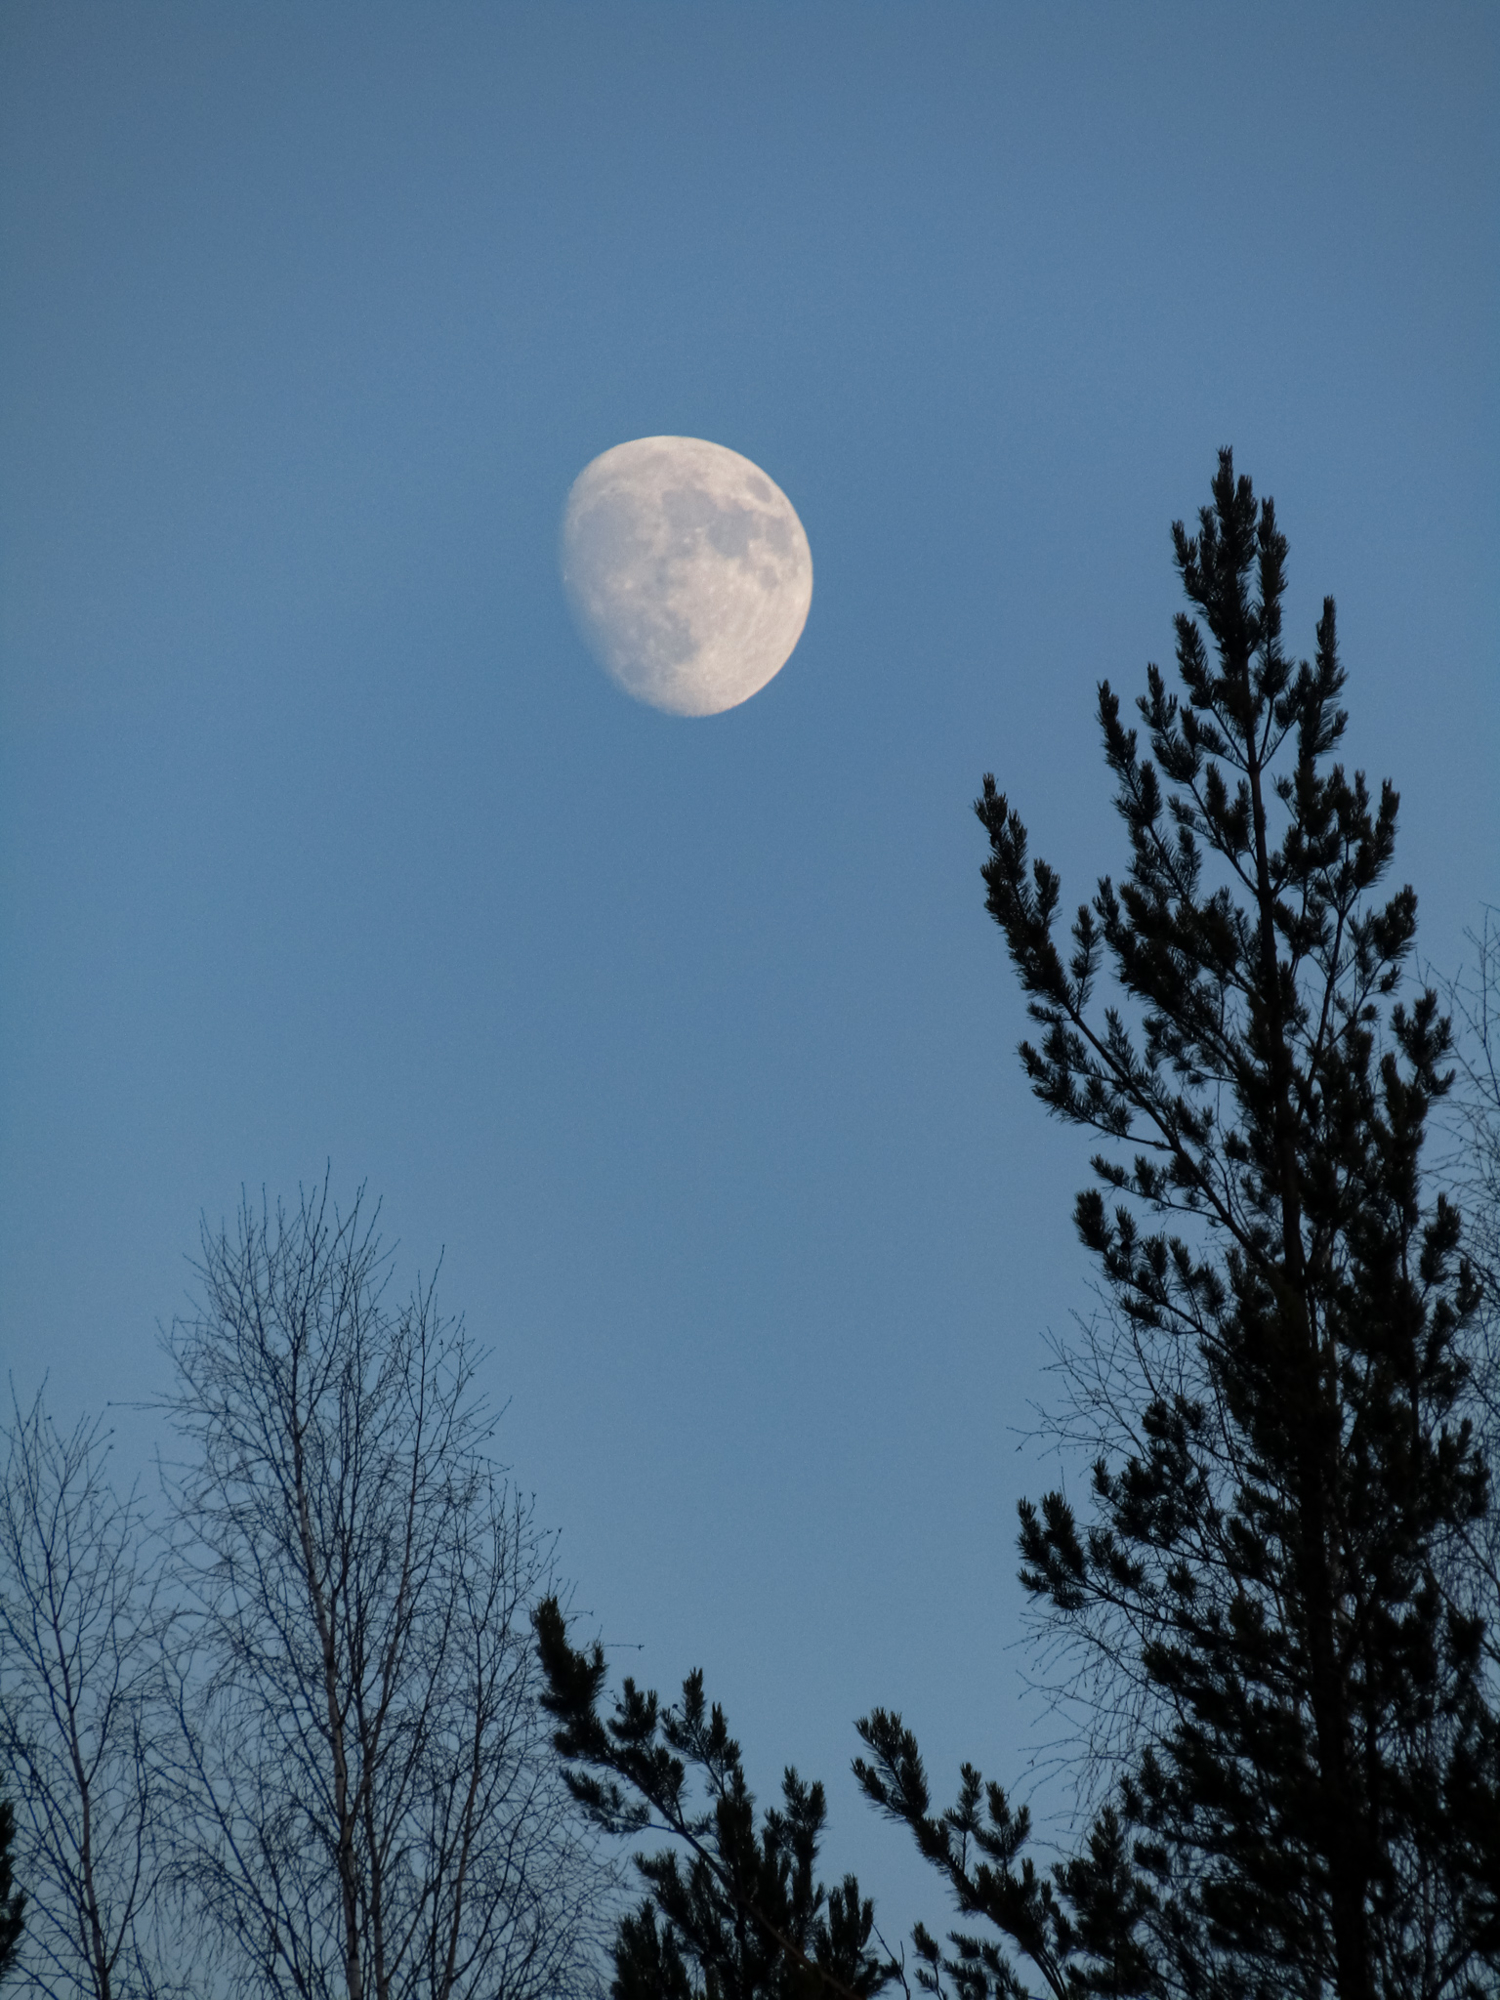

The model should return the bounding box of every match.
[858,453,1498,2000]
[535,1598,897,2000]
[0,1784,23,1984]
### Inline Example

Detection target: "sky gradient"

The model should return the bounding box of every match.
[3,0,1497,1934]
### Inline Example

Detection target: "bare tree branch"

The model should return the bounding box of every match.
[0,1389,180,2000]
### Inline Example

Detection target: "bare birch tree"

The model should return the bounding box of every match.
[0,1393,176,2000]
[160,1183,607,2000]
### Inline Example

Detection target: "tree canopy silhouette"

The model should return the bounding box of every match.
[535,1597,897,2000]
[856,452,1498,2000]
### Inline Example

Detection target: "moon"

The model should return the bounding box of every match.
[559,436,813,716]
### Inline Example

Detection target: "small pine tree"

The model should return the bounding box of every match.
[535,1598,897,2000]
[0,1784,24,1984]
[858,453,1498,2000]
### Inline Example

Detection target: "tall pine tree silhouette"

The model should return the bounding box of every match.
[857,453,1498,2000]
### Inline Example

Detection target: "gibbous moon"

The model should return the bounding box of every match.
[559,436,813,716]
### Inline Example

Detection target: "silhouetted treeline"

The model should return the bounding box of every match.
[538,457,1500,2000]
[0,1185,611,2000]
[6,460,1498,2000]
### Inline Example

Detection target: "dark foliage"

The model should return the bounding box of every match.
[0,1787,23,1984]
[854,1714,1157,2000]
[860,454,1499,2000]
[535,1597,897,2000]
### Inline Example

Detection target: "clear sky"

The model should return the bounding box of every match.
[3,0,1497,1937]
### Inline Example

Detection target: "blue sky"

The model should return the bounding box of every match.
[3,0,1497,1934]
